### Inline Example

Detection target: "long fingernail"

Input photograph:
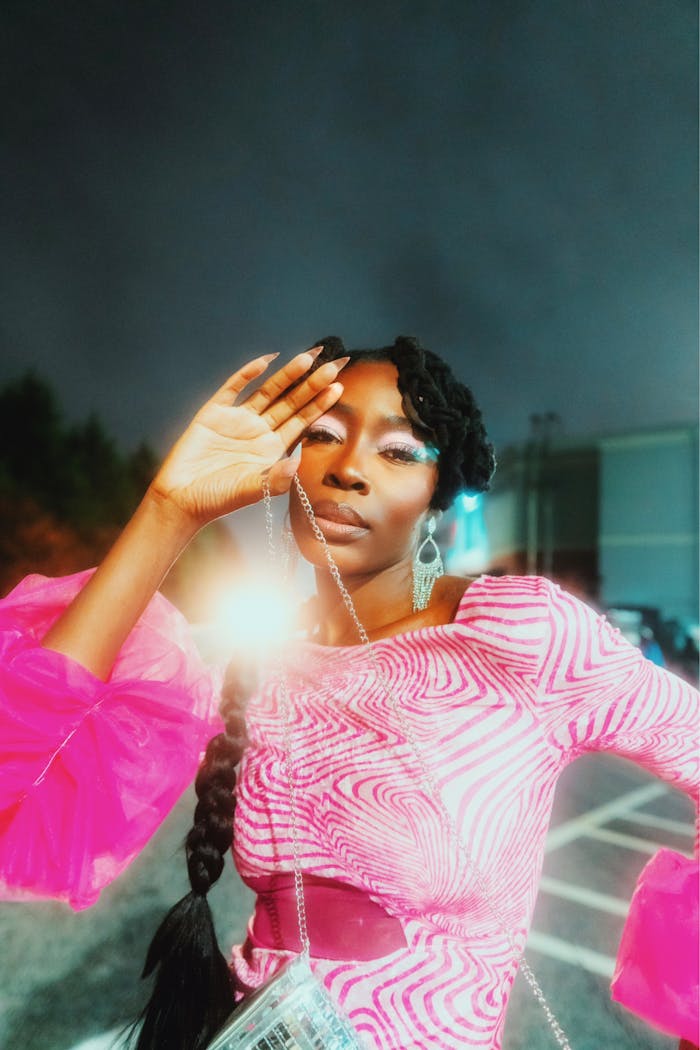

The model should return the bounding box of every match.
[261,352,280,363]
[280,454,300,476]
[333,356,351,370]
[306,345,324,359]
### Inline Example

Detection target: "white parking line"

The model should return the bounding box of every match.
[544,782,667,851]
[526,930,616,978]
[583,825,691,856]
[623,810,695,836]
[538,875,629,916]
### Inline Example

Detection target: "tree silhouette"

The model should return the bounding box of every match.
[0,372,241,612]
[0,371,158,593]
[0,371,68,510]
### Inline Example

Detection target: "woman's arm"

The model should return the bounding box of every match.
[0,346,346,908]
[41,348,346,679]
[536,579,699,808]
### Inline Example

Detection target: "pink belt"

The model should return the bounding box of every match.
[243,874,407,961]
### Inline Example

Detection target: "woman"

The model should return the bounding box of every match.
[0,337,697,1050]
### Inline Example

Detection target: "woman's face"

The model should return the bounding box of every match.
[289,361,439,578]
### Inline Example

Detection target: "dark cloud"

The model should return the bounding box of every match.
[1,0,696,453]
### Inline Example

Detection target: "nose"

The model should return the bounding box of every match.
[323,444,369,493]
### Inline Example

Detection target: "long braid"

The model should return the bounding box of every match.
[311,335,496,509]
[133,663,250,1050]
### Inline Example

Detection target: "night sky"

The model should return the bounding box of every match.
[1,1,697,455]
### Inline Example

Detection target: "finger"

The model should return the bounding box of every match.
[264,450,302,497]
[208,353,280,406]
[241,346,324,414]
[261,357,349,430]
[274,381,344,450]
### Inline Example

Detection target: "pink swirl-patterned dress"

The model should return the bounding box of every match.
[0,571,698,1049]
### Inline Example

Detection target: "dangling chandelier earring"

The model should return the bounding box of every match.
[412,516,444,613]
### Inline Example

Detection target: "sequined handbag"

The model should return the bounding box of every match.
[207,955,361,1050]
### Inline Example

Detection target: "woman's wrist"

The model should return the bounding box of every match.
[139,485,203,551]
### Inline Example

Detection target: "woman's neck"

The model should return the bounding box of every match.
[311,560,414,646]
[307,564,472,646]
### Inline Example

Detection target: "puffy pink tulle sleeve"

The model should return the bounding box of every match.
[0,570,225,910]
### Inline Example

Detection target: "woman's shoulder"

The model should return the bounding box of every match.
[449,574,611,658]
[449,572,556,617]
[442,574,574,652]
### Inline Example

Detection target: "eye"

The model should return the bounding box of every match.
[380,442,431,464]
[303,424,343,444]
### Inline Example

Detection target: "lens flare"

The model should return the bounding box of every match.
[215,577,296,651]
[192,572,299,665]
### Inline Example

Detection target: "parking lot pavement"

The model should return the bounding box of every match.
[503,754,695,1050]
[1,755,695,1050]
[0,784,254,1050]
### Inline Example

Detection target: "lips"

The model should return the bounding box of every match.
[313,501,369,528]
[311,501,370,540]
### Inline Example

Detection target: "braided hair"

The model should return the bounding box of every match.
[133,665,250,1050]
[310,335,495,509]
[134,335,494,1048]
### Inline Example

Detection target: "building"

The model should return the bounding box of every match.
[599,425,698,623]
[457,423,699,674]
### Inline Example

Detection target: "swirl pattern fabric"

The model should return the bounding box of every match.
[0,573,697,1047]
[232,576,699,1049]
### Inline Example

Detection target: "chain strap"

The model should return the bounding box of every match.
[262,476,311,958]
[262,473,573,1049]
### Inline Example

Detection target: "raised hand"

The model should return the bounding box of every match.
[149,347,347,527]
[40,347,346,677]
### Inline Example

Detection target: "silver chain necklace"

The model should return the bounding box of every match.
[262,474,573,1050]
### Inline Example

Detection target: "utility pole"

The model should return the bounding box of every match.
[526,411,561,576]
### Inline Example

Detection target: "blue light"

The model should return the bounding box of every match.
[461,493,480,512]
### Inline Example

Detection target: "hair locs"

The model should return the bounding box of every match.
[310,335,496,510]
